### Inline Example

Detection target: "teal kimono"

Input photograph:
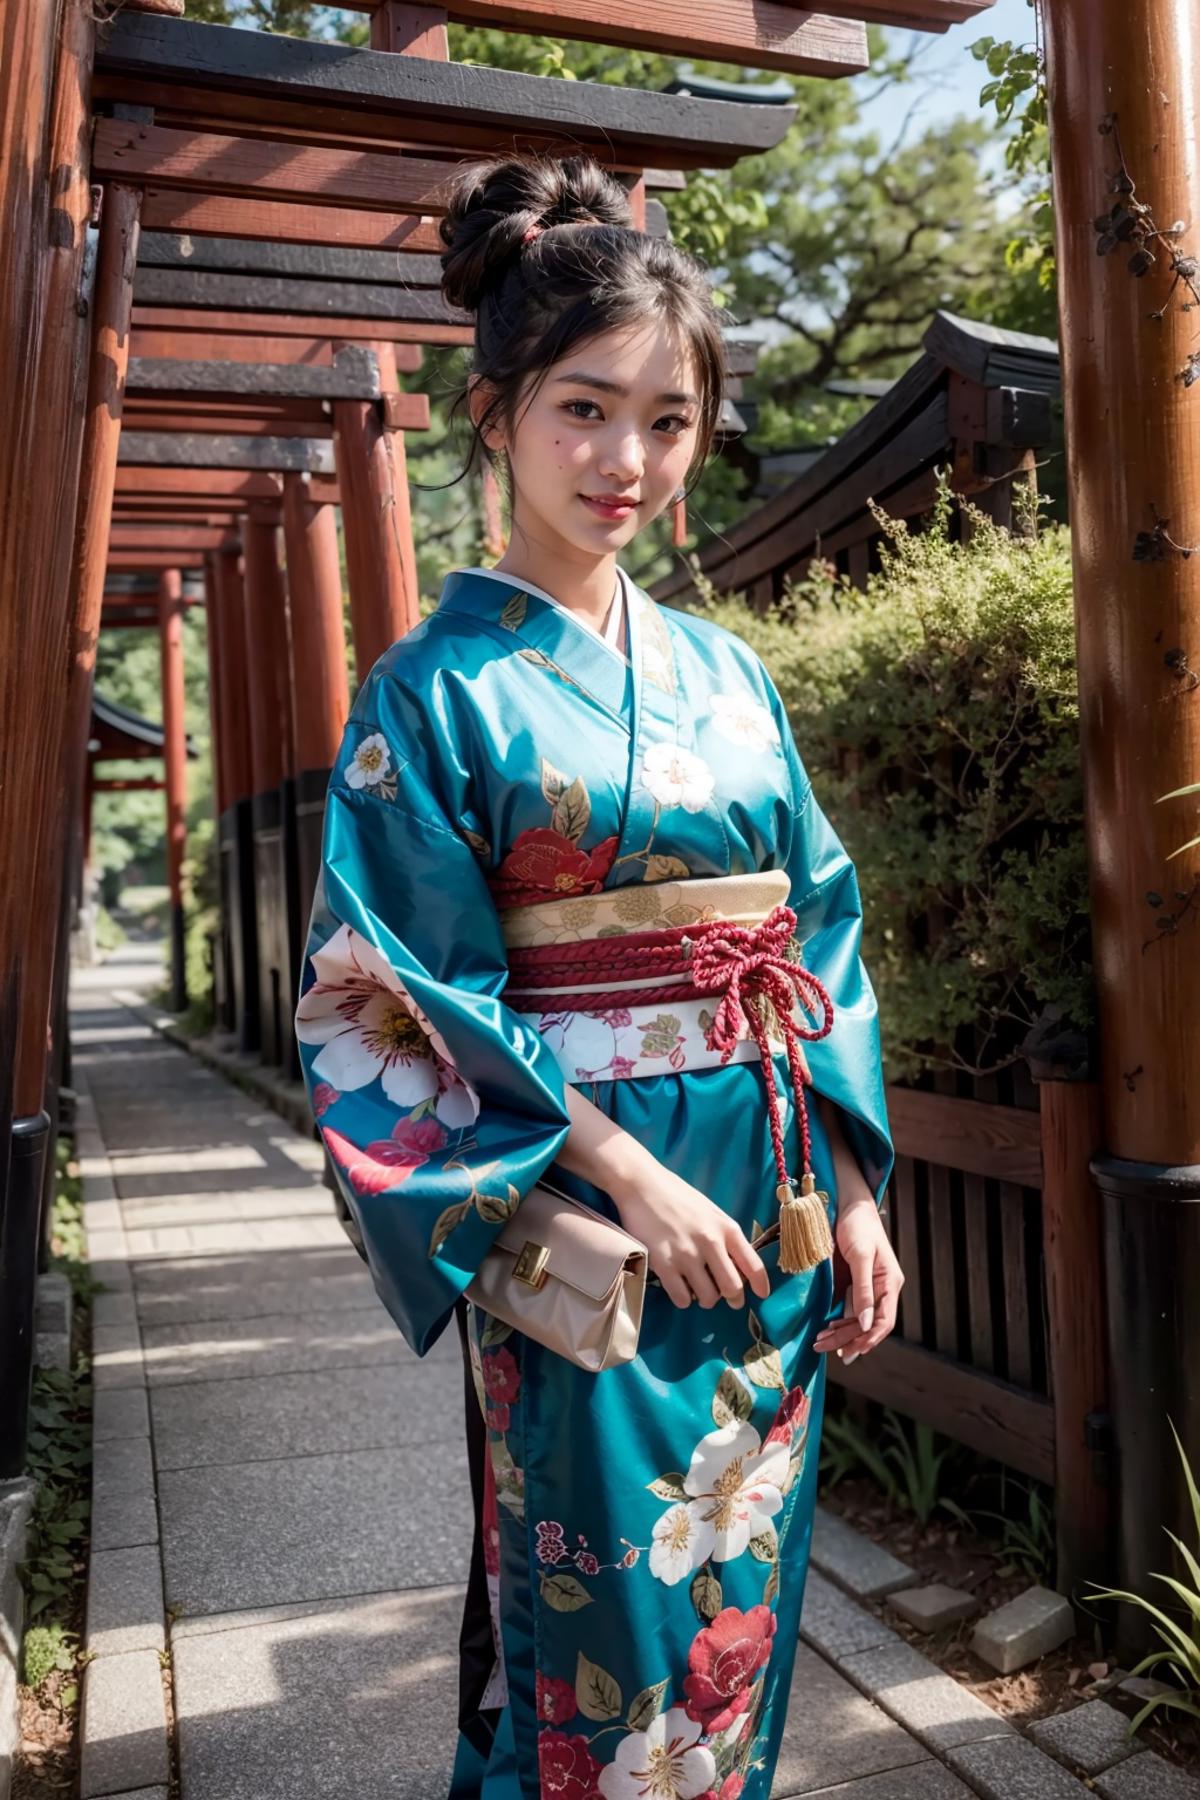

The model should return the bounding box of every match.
[295,565,892,1800]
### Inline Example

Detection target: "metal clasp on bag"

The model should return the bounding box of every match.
[513,1241,551,1289]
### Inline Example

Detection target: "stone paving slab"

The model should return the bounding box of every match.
[119,1187,335,1230]
[792,1767,975,1800]
[170,1586,463,1800]
[122,1215,349,1261]
[1096,1749,1200,1799]
[93,1386,151,1445]
[87,1546,167,1658]
[1029,1700,1142,1776]
[139,1305,413,1386]
[149,1358,464,1470]
[771,1644,929,1796]
[158,1443,474,1616]
[838,1641,1014,1753]
[812,1508,921,1601]
[801,1568,903,1660]
[80,1648,170,1798]
[945,1733,1091,1800]
[130,1247,377,1325]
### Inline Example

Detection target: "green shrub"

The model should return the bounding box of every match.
[683,486,1091,1079]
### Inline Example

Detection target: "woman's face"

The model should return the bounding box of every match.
[479,319,702,565]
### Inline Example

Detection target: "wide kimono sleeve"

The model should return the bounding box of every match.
[767,681,894,1210]
[294,662,572,1357]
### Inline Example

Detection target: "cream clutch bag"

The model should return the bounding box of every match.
[465,1182,648,1372]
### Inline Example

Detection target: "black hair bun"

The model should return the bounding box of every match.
[439,152,635,314]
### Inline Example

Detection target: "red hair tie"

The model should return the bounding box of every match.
[521,223,544,246]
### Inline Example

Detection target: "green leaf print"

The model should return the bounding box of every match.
[646,1473,687,1501]
[748,1531,777,1564]
[551,776,591,842]
[540,1571,593,1613]
[474,1185,518,1224]
[575,1651,623,1722]
[743,1340,786,1392]
[640,1013,683,1059]
[541,759,568,805]
[428,1200,471,1257]
[712,1367,754,1428]
[626,1678,669,1732]
[763,1563,780,1607]
[500,592,528,630]
[691,1568,723,1623]
[480,1316,513,1350]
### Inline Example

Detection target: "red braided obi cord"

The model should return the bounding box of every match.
[506,902,833,1206]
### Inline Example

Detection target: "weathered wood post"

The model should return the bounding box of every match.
[0,0,98,1475]
[240,510,294,1067]
[158,567,189,1010]
[202,554,233,1032]
[281,471,350,935]
[1044,0,1200,1652]
[333,339,420,683]
[211,547,260,1053]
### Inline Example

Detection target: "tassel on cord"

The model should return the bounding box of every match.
[777,1173,834,1274]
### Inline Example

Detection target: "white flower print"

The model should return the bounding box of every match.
[641,742,715,813]
[709,692,780,754]
[295,923,479,1127]
[683,1419,789,1564]
[648,1503,715,1588]
[345,730,394,790]
[597,1706,715,1800]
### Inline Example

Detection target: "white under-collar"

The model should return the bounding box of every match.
[457,564,631,663]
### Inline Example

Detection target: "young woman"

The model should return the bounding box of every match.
[295,152,901,1800]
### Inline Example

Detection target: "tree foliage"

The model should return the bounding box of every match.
[683,486,1090,1080]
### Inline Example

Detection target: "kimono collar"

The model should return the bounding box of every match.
[437,565,637,726]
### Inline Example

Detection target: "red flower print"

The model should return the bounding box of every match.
[489,828,619,908]
[764,1385,810,1448]
[536,1671,578,1727]
[538,1729,601,1800]
[719,1779,745,1800]
[590,1007,633,1029]
[684,1604,777,1734]
[574,1550,599,1576]
[311,1082,341,1119]
[483,1345,521,1433]
[535,1520,569,1566]
[321,1115,448,1198]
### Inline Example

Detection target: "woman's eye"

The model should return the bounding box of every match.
[657,414,692,436]
[564,399,602,420]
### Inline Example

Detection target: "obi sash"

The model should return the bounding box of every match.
[499,870,810,1088]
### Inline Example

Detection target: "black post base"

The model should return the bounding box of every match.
[169,899,187,1012]
[1093,1152,1200,1661]
[0,1111,50,1477]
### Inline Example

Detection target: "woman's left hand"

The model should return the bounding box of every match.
[813,1193,904,1363]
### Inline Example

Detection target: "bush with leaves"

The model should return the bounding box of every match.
[682,486,1091,1080]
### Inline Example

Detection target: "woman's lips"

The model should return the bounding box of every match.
[580,494,637,520]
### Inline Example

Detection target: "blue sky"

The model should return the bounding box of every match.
[860,0,1034,148]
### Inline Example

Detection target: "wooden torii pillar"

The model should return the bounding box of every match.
[158,567,189,1010]
[210,547,261,1054]
[1044,0,1200,1652]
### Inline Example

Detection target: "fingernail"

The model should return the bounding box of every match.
[842,1350,860,1366]
[858,1307,874,1331]
[835,1346,844,1359]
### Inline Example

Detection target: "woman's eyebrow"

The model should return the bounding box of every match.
[552,371,698,405]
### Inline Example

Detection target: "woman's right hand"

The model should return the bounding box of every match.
[609,1165,771,1311]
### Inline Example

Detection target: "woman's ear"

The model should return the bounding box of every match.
[467,375,506,453]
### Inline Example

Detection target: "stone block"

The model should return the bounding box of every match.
[92,1323,145,1392]
[93,1291,139,1331]
[0,1480,36,1800]
[971,1585,1076,1674]
[841,1639,1014,1753]
[87,1546,166,1658]
[94,1386,150,1444]
[1097,1750,1200,1799]
[131,1247,376,1328]
[771,1643,928,1797]
[79,1648,169,1798]
[795,1769,973,1800]
[800,1568,903,1660]
[139,1305,410,1387]
[945,1734,1092,1800]
[1029,1700,1141,1775]
[91,1435,159,1553]
[811,1506,921,1600]
[159,1443,473,1616]
[171,1586,463,1800]
[36,1270,72,1337]
[887,1584,981,1633]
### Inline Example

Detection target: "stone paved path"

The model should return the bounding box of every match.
[71,939,993,1800]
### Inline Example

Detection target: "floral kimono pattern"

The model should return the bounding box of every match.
[295,565,893,1800]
